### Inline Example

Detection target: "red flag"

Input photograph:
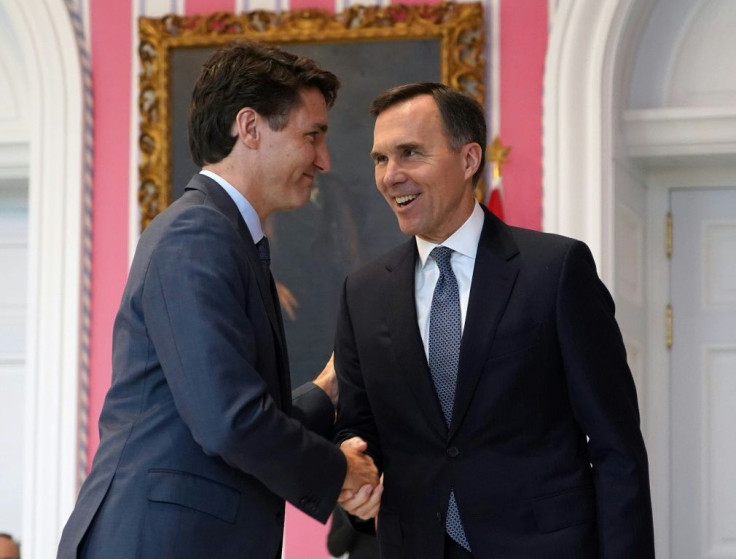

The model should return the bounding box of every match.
[488,173,505,222]
[486,136,510,222]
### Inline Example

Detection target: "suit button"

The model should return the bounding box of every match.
[436,511,443,523]
[447,446,459,457]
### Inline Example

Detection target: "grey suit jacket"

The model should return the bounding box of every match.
[58,174,345,559]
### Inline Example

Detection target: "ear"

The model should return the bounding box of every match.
[462,142,483,181]
[232,107,259,149]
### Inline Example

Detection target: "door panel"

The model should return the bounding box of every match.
[671,188,736,558]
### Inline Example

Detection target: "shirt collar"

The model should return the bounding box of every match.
[200,170,264,243]
[415,201,484,267]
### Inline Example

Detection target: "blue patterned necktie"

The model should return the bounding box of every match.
[428,246,471,552]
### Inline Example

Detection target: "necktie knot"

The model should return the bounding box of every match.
[430,246,454,276]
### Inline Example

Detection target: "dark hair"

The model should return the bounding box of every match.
[188,40,340,166]
[370,82,486,186]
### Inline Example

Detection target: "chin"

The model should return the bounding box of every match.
[289,192,311,210]
[289,201,309,212]
[397,221,418,237]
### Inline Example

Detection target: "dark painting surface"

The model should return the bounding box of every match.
[170,40,441,385]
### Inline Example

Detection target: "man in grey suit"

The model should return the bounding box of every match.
[57,40,378,559]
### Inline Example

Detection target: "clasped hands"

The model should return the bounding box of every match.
[339,437,383,520]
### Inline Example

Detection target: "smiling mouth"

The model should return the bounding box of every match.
[395,194,419,207]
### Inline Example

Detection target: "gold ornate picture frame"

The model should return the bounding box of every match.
[138,2,485,230]
[137,3,485,385]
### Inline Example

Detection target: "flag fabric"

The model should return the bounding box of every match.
[486,136,510,222]
[488,172,505,221]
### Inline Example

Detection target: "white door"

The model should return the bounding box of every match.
[670,187,736,558]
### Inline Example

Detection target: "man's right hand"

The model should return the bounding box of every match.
[340,437,378,491]
[339,437,382,519]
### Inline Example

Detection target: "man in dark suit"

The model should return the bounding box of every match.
[57,41,377,559]
[334,83,655,558]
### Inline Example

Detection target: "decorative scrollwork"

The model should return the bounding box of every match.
[138,3,485,230]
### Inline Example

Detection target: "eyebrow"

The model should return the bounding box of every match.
[369,148,384,161]
[371,141,421,159]
[396,141,421,152]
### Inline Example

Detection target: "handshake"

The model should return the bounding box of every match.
[338,437,383,520]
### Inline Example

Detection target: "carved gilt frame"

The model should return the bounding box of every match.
[138,2,485,230]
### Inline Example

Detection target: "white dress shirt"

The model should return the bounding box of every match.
[415,202,485,359]
[200,170,264,244]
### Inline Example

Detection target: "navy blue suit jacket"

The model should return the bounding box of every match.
[58,174,345,559]
[334,206,654,558]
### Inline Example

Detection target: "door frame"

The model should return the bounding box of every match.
[2,1,84,556]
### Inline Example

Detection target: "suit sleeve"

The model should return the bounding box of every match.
[332,277,383,537]
[333,276,383,470]
[291,382,335,439]
[556,241,655,558]
[141,207,345,523]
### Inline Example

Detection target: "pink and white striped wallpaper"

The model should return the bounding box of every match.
[85,0,548,555]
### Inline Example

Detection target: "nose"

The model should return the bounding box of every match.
[381,159,406,187]
[315,142,331,173]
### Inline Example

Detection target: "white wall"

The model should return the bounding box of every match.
[0,180,28,540]
[0,1,28,541]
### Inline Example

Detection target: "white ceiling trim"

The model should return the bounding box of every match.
[625,107,736,161]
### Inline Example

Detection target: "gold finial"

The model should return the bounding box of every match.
[487,136,511,182]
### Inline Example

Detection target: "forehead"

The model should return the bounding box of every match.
[373,95,445,147]
[288,87,328,125]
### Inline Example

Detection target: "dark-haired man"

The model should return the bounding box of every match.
[334,83,654,558]
[57,40,377,559]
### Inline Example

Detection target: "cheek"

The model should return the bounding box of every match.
[285,145,307,170]
[375,171,386,192]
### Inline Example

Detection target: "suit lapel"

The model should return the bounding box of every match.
[184,175,290,402]
[236,230,286,355]
[267,272,292,409]
[386,240,448,439]
[186,175,285,347]
[449,207,520,439]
